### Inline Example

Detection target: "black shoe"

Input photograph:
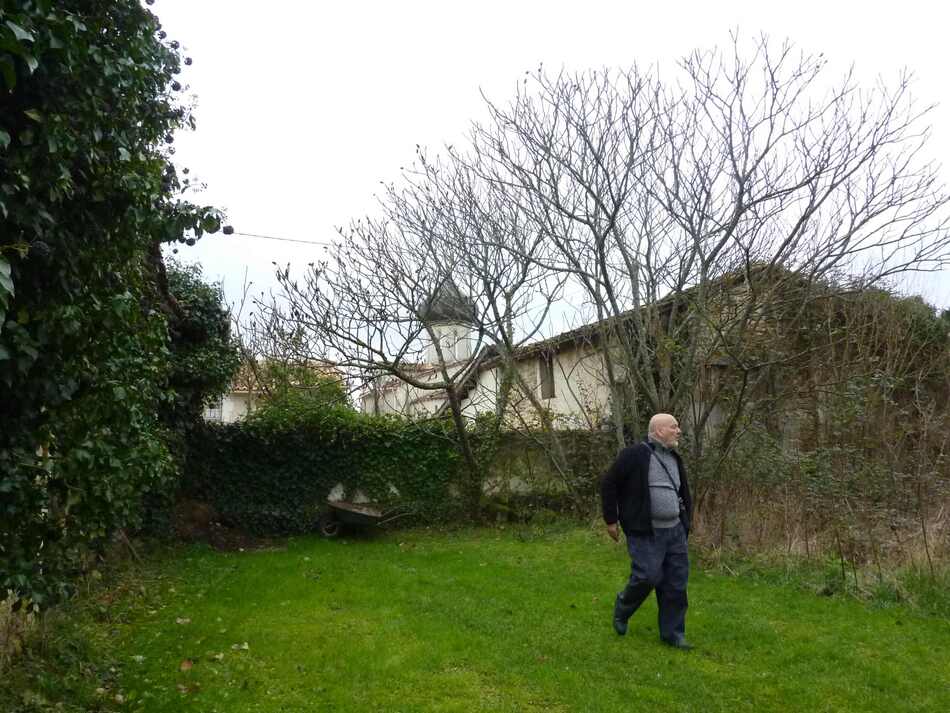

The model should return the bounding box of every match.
[661,636,693,651]
[612,594,628,636]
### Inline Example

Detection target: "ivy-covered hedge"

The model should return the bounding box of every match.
[184,404,620,534]
[183,409,466,535]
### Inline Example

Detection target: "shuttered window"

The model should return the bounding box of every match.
[540,353,555,399]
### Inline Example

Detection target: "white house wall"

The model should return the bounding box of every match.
[425,323,474,364]
[222,393,257,422]
[363,367,455,417]
[524,344,612,427]
[455,343,613,427]
[364,380,414,416]
[460,366,502,419]
[545,343,613,427]
[204,392,260,423]
[362,343,618,427]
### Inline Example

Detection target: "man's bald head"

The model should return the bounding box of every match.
[648,413,681,448]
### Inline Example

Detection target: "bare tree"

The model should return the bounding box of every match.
[253,146,568,496]
[463,33,950,469]
[256,33,950,524]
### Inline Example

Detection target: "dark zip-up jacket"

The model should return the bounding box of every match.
[600,439,693,536]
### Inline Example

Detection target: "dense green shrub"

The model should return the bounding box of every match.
[162,260,241,432]
[0,1,231,608]
[183,409,465,534]
[248,360,351,408]
[184,407,618,534]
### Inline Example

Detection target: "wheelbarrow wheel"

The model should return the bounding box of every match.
[319,516,341,538]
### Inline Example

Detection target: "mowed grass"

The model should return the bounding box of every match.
[16,526,950,712]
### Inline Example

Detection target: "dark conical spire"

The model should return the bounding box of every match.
[418,280,475,325]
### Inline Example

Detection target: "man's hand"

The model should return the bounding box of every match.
[606,522,620,542]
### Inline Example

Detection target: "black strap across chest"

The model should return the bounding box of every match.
[650,449,680,492]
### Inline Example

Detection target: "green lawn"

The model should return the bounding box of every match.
[7,526,950,712]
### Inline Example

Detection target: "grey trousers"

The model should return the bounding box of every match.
[615,522,689,642]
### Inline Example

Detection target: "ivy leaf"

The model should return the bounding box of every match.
[0,56,15,91]
[5,21,34,43]
[24,108,42,122]
[0,129,10,150]
[0,257,14,299]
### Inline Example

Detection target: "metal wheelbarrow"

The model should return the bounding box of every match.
[318,499,411,538]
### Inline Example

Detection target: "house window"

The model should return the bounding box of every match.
[540,353,556,399]
[204,398,224,423]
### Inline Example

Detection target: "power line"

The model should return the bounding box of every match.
[228,229,431,258]
[232,231,332,246]
[230,230,420,257]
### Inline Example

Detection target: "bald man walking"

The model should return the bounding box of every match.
[601,414,694,649]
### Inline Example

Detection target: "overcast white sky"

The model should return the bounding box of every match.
[156,0,950,312]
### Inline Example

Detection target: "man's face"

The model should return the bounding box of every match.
[655,417,681,448]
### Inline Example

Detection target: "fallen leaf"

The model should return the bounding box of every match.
[175,617,191,625]
[179,659,193,672]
